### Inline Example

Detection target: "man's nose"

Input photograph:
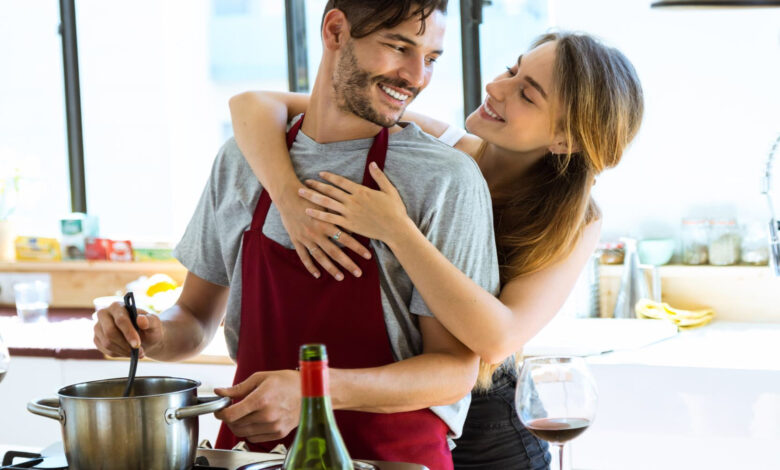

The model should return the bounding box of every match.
[398,55,426,89]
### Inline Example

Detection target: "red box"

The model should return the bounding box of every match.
[108,240,133,262]
[85,238,133,261]
[85,237,110,260]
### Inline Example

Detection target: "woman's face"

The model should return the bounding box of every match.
[465,41,562,154]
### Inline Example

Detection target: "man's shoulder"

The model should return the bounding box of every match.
[390,122,482,179]
[207,137,260,207]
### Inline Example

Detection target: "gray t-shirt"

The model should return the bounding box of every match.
[174,120,500,440]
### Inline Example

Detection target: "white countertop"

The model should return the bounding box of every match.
[587,320,780,371]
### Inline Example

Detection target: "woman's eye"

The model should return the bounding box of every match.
[505,65,516,77]
[520,88,533,104]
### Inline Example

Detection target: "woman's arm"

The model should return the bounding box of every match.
[229,91,372,280]
[300,168,602,364]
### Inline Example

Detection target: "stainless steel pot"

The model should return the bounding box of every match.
[27,376,230,470]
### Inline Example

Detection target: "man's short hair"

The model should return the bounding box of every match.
[322,0,448,38]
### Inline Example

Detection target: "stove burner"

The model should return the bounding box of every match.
[1,450,67,470]
[0,452,227,470]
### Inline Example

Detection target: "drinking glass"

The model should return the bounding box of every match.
[13,280,49,323]
[515,356,598,470]
[0,331,9,384]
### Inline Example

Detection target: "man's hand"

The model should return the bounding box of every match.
[214,370,301,443]
[93,302,164,359]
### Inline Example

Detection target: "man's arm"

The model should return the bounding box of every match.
[330,316,479,413]
[213,317,478,443]
[93,271,229,362]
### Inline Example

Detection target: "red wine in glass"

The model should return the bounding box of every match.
[525,417,591,444]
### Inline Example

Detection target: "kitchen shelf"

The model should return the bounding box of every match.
[0,260,187,308]
[0,260,185,272]
[599,264,780,323]
[600,263,775,279]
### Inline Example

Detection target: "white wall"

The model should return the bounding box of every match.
[550,0,780,242]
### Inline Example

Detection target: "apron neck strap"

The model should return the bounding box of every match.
[253,115,389,233]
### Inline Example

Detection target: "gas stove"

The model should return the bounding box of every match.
[1,440,427,470]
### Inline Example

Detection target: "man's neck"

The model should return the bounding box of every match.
[300,80,383,144]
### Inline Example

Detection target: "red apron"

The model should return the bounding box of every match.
[215,117,453,470]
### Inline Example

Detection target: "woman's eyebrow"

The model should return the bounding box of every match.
[517,55,548,100]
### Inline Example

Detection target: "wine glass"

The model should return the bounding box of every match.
[0,331,9,384]
[515,356,598,470]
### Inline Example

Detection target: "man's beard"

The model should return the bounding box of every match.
[333,41,418,128]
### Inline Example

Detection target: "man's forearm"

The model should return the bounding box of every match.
[329,352,479,414]
[145,304,215,362]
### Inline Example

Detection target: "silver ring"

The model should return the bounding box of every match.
[331,230,342,242]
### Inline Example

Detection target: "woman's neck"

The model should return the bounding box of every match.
[479,143,548,196]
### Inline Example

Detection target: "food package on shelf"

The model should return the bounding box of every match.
[15,236,61,261]
[132,241,174,261]
[60,213,99,260]
[86,238,133,261]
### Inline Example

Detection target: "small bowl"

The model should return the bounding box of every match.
[638,238,676,265]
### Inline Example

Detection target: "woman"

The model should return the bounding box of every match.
[229,31,643,469]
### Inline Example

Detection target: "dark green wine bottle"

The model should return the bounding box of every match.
[283,344,353,470]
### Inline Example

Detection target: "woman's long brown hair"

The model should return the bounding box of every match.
[476,32,644,390]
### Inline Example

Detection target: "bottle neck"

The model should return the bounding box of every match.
[300,359,329,398]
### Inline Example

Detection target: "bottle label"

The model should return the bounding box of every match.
[300,359,329,397]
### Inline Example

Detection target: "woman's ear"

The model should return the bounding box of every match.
[322,9,349,51]
[548,132,580,155]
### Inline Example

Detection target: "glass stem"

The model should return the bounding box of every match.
[558,444,565,470]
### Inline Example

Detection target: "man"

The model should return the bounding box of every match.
[93,1,499,468]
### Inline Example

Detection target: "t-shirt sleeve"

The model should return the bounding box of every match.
[409,158,500,318]
[436,125,467,147]
[173,148,231,287]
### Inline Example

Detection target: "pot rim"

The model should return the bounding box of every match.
[57,376,201,400]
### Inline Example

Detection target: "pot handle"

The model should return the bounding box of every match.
[27,398,65,422]
[166,395,231,423]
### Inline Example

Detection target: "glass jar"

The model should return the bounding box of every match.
[741,222,769,265]
[708,218,741,266]
[597,241,625,265]
[681,218,709,265]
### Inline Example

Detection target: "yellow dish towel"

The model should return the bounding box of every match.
[634,299,714,329]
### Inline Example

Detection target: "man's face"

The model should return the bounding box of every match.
[332,10,446,128]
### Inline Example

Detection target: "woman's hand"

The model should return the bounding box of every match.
[298,162,413,246]
[276,186,372,281]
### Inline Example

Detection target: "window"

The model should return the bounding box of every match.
[0,2,70,237]
[76,0,288,242]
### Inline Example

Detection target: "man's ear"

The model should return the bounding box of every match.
[322,9,349,51]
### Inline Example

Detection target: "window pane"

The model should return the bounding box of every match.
[77,0,288,242]
[0,2,70,237]
[405,0,465,128]
[480,0,550,91]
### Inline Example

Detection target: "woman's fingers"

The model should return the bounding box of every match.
[319,172,362,194]
[369,162,398,195]
[293,241,320,279]
[305,244,344,281]
[317,238,362,278]
[302,180,349,206]
[335,231,372,260]
[304,208,345,227]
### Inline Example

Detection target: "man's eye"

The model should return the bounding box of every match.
[426,57,438,65]
[389,44,406,53]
